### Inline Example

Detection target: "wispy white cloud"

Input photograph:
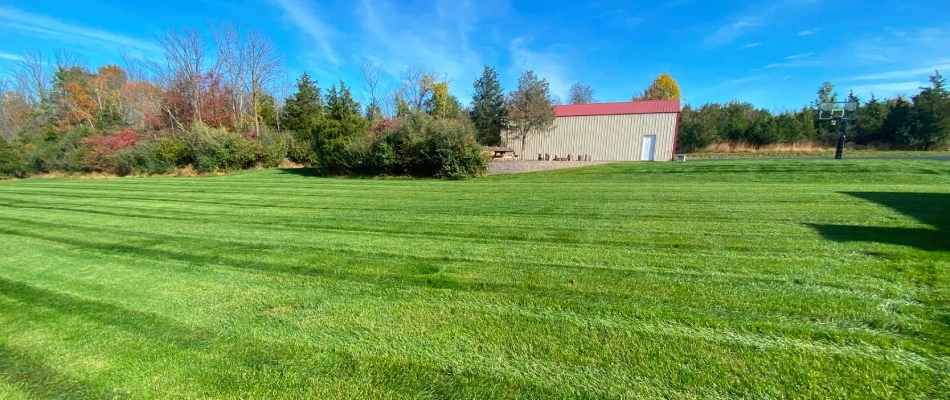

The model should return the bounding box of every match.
[785,52,813,60]
[508,37,571,100]
[704,1,831,48]
[764,51,820,68]
[705,17,763,47]
[693,75,765,97]
[0,6,159,54]
[355,0,484,92]
[847,62,950,81]
[852,81,926,97]
[850,26,950,64]
[268,0,338,65]
[766,59,821,69]
[738,42,762,50]
[0,52,24,62]
[798,30,813,36]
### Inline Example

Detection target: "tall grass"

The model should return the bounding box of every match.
[701,141,832,152]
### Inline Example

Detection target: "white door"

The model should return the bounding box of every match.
[641,135,656,161]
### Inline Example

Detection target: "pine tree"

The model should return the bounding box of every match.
[314,82,368,169]
[282,72,323,137]
[470,66,507,146]
[855,95,890,145]
[909,71,950,150]
[282,72,323,164]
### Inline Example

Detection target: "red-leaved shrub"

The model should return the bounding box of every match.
[81,129,139,172]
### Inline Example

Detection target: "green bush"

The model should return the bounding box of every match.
[421,119,489,179]
[256,127,291,168]
[313,118,369,173]
[0,139,27,178]
[288,130,318,165]
[340,113,487,179]
[115,141,176,176]
[154,135,190,167]
[24,127,91,173]
[181,122,260,173]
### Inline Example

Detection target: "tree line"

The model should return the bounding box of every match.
[3,22,945,179]
[0,21,620,179]
[678,74,950,153]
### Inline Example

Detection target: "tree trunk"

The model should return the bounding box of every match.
[521,134,527,160]
[252,90,260,138]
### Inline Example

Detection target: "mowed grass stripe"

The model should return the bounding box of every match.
[0,159,948,398]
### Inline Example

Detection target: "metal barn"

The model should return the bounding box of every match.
[504,100,681,161]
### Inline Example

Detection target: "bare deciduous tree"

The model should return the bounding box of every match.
[211,22,247,131]
[242,29,284,137]
[568,81,596,104]
[272,75,293,132]
[7,50,51,106]
[360,58,384,118]
[120,50,149,83]
[0,78,19,141]
[400,63,436,112]
[54,49,84,71]
[155,26,208,125]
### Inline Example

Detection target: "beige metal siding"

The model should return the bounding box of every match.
[504,113,678,161]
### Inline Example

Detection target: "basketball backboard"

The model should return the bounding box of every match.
[818,101,858,121]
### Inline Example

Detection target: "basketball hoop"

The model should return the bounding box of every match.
[818,101,858,122]
[818,101,858,160]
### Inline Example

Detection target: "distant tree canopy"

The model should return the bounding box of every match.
[506,70,556,157]
[1,21,947,180]
[634,73,681,101]
[470,66,507,146]
[568,82,596,104]
[907,71,950,150]
[676,71,950,153]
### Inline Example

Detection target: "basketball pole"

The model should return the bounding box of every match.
[834,117,846,160]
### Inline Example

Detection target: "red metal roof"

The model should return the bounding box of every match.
[555,100,681,117]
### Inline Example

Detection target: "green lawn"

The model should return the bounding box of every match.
[0,160,948,399]
[685,150,950,160]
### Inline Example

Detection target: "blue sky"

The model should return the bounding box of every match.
[1,0,949,111]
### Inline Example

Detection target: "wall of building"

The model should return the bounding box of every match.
[504,113,679,161]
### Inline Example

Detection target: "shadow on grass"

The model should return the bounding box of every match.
[0,343,114,399]
[276,167,327,178]
[0,278,563,398]
[276,167,423,180]
[0,222,521,296]
[0,277,212,348]
[809,192,949,253]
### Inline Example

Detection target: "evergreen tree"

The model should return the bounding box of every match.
[909,71,950,150]
[676,105,720,153]
[884,97,914,147]
[314,82,369,169]
[0,137,26,178]
[855,95,890,145]
[282,72,323,163]
[365,103,383,122]
[470,66,507,146]
[282,72,323,134]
